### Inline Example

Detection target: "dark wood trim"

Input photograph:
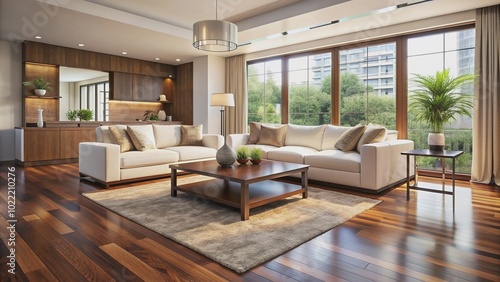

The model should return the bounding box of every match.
[396,36,408,139]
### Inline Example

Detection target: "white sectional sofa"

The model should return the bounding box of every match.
[228,123,414,193]
[79,124,223,188]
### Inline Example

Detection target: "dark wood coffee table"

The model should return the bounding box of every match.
[170,160,309,220]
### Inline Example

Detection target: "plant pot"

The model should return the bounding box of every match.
[237,159,249,165]
[428,133,445,151]
[250,159,262,165]
[34,89,46,96]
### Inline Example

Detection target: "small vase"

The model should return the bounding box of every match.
[37,109,44,128]
[157,110,167,121]
[216,143,237,167]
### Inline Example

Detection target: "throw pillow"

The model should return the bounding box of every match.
[257,124,287,147]
[247,122,261,144]
[180,124,203,146]
[127,126,155,151]
[356,124,387,153]
[109,126,135,152]
[334,124,366,152]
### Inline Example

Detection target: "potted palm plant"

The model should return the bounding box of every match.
[22,75,52,96]
[408,69,475,150]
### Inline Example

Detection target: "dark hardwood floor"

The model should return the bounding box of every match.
[1,163,499,281]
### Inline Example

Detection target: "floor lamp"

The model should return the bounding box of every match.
[210,93,236,167]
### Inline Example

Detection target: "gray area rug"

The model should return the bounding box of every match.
[83,176,381,273]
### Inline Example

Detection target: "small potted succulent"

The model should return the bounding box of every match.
[249,147,263,165]
[22,75,52,96]
[236,146,250,165]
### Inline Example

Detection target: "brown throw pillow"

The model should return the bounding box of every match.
[247,122,261,144]
[109,126,135,152]
[334,124,366,152]
[180,124,203,146]
[127,126,155,151]
[356,125,387,153]
[257,125,286,147]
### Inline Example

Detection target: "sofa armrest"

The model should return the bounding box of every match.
[360,140,414,190]
[79,142,121,183]
[227,134,250,149]
[202,134,224,149]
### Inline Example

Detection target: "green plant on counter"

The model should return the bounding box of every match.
[143,109,159,121]
[65,110,78,121]
[22,75,52,90]
[77,109,94,121]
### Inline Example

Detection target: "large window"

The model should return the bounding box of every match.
[245,25,475,175]
[247,59,282,124]
[339,42,396,128]
[288,53,331,125]
[407,29,475,173]
[80,81,109,121]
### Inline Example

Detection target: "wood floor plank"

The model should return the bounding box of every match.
[135,238,228,282]
[52,238,115,281]
[100,243,171,281]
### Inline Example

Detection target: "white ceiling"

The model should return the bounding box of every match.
[1,0,499,65]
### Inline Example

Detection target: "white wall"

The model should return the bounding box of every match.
[193,55,225,134]
[0,40,22,161]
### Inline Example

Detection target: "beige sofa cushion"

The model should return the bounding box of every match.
[285,124,325,150]
[109,126,135,152]
[335,124,366,152]
[257,125,287,147]
[321,125,351,150]
[180,125,203,146]
[153,124,182,148]
[96,125,120,144]
[120,149,179,169]
[305,150,361,173]
[126,125,156,149]
[267,146,318,164]
[165,146,217,161]
[127,126,156,151]
[356,124,387,153]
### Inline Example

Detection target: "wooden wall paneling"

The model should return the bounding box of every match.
[23,128,60,161]
[110,72,133,100]
[163,77,174,101]
[108,101,163,121]
[110,56,132,73]
[173,63,193,124]
[23,41,65,65]
[132,75,163,101]
[59,128,96,159]
[24,98,59,124]
[65,48,111,71]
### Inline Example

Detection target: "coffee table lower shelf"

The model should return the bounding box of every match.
[173,178,306,219]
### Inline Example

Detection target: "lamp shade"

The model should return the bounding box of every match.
[210,93,235,107]
[193,20,238,52]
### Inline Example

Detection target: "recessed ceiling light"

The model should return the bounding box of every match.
[78,43,85,47]
[121,51,127,55]
[34,36,42,39]
[176,59,181,62]
[155,57,160,61]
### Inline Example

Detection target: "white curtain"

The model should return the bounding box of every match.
[471,5,500,186]
[225,55,247,134]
